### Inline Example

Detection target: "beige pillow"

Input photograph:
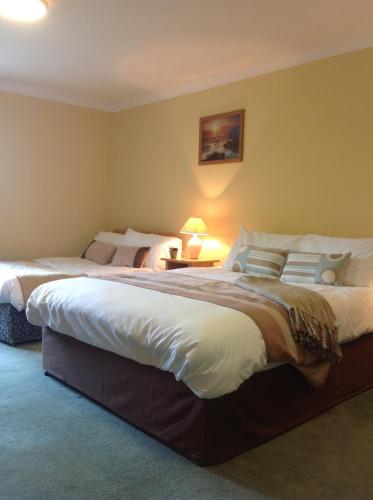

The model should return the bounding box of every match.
[84,241,116,265]
[111,246,150,268]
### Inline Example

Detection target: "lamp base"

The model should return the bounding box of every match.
[187,235,202,259]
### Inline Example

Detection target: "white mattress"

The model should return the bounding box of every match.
[26,267,373,399]
[0,257,151,311]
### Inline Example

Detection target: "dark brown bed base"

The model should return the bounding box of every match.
[43,327,373,465]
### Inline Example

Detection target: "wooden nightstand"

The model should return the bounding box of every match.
[161,258,220,271]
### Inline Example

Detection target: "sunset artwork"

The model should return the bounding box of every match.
[199,110,244,165]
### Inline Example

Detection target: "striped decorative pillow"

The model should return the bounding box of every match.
[281,252,351,286]
[231,245,288,279]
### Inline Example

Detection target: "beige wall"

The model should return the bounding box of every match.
[111,48,373,260]
[2,48,372,261]
[0,92,111,260]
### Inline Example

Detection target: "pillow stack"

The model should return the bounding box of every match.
[226,226,372,287]
[224,227,302,271]
[82,229,182,270]
[121,228,182,270]
[299,234,373,287]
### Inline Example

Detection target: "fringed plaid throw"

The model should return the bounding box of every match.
[236,276,342,363]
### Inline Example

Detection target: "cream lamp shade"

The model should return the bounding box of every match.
[180,217,208,235]
[180,217,208,259]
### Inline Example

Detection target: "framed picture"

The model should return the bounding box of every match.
[199,109,244,165]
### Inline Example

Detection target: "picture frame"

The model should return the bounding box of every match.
[198,109,244,165]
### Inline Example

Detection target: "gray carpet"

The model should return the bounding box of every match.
[1,342,372,500]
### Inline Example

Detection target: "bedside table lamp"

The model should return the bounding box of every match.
[180,217,208,259]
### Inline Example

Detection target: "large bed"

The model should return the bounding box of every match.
[27,265,373,464]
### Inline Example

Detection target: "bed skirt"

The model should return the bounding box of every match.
[42,327,373,465]
[0,303,42,346]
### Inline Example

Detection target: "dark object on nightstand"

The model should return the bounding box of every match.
[168,247,179,259]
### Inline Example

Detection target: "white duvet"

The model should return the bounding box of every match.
[0,257,151,311]
[26,268,373,399]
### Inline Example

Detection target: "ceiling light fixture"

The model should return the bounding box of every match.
[0,0,48,22]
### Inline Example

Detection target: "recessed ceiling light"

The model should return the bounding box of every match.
[0,0,48,22]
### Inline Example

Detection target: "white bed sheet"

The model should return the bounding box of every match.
[0,257,151,311]
[26,268,373,399]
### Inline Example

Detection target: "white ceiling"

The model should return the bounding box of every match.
[0,0,372,111]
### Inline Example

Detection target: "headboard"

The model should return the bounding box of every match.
[113,228,189,252]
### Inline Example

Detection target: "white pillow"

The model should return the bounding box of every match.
[224,226,302,269]
[94,231,127,246]
[223,226,247,270]
[121,228,182,270]
[299,234,373,286]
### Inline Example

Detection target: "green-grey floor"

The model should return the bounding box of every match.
[1,342,372,500]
